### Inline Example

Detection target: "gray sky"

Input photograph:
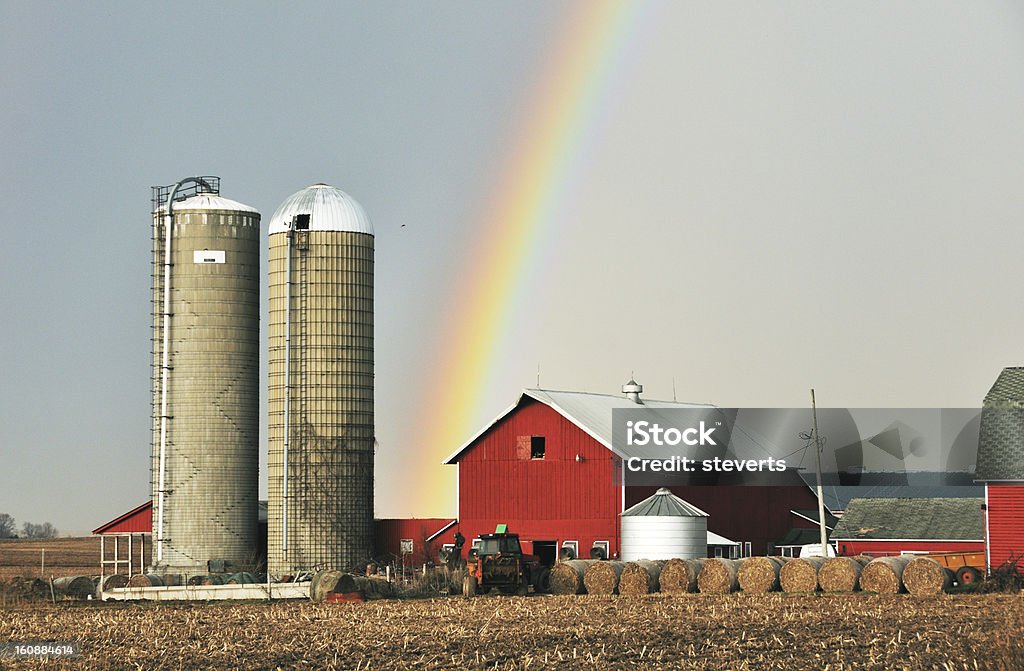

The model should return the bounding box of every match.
[2,1,1023,534]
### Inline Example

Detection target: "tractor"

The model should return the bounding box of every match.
[462,525,549,596]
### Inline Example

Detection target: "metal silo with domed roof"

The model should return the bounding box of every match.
[150,177,260,574]
[267,183,374,575]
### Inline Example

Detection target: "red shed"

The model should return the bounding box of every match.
[976,367,1024,572]
[92,501,153,535]
[829,497,985,557]
[444,386,822,561]
[373,518,456,564]
[93,501,153,576]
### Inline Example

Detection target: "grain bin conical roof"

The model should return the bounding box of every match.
[622,487,708,517]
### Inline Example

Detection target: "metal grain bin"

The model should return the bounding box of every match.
[621,488,708,560]
[267,184,374,575]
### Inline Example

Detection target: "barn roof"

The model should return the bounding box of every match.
[92,501,152,535]
[443,388,716,464]
[830,497,984,541]
[976,367,1024,481]
[776,527,825,547]
[707,530,739,546]
[797,471,983,513]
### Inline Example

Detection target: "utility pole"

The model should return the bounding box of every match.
[811,389,829,556]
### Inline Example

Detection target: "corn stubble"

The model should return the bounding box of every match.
[2,595,1023,670]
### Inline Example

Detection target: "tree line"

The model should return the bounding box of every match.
[0,513,58,539]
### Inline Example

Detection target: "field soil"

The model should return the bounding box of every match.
[1,593,1023,670]
[0,537,100,581]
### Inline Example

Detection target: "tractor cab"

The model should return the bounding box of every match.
[477,528,524,557]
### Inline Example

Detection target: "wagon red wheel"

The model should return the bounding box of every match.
[956,566,981,586]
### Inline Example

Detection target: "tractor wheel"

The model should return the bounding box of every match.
[532,567,551,594]
[463,575,477,597]
[956,566,982,586]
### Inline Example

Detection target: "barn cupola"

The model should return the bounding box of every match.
[622,378,643,404]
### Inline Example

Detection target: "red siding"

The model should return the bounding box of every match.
[92,501,153,535]
[374,518,455,563]
[626,485,820,556]
[986,484,1024,570]
[837,539,985,557]
[457,399,622,557]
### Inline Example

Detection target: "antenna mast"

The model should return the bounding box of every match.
[811,388,829,556]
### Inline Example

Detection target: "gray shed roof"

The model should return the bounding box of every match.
[797,471,984,513]
[621,488,709,517]
[830,497,984,541]
[976,367,1024,481]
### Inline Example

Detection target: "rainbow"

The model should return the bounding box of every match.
[414,1,649,515]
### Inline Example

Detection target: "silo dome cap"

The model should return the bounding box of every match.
[268,183,373,235]
[156,194,258,214]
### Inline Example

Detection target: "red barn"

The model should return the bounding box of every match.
[829,497,985,557]
[373,518,456,564]
[93,502,455,568]
[976,367,1024,573]
[444,386,821,561]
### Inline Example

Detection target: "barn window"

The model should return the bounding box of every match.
[531,436,546,459]
[560,540,578,560]
[591,541,609,560]
[744,542,752,558]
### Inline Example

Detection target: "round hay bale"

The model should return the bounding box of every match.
[549,560,595,595]
[100,574,129,591]
[583,561,626,595]
[191,574,224,586]
[24,578,50,599]
[334,574,393,600]
[738,557,783,593]
[780,557,825,593]
[698,558,741,594]
[660,558,704,593]
[127,573,163,588]
[225,572,256,585]
[309,569,343,602]
[860,557,910,594]
[53,576,96,599]
[903,557,953,596]
[819,557,865,592]
[619,560,666,596]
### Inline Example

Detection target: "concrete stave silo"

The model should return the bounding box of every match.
[267,183,374,575]
[150,177,260,574]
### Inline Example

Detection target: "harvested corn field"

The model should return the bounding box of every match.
[2,594,1024,670]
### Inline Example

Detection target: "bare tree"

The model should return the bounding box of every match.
[0,513,15,538]
[21,522,58,539]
